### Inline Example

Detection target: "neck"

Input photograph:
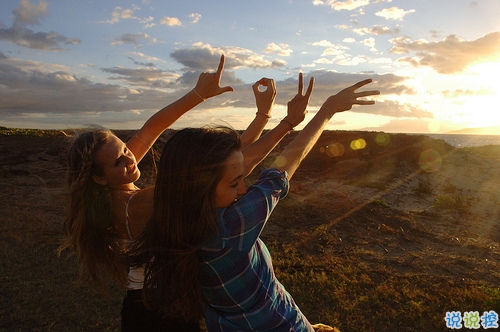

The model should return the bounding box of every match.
[108,183,139,192]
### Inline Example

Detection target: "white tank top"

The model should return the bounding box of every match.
[125,192,145,290]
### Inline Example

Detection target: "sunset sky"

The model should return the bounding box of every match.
[1,0,499,133]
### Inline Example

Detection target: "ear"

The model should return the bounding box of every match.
[92,175,108,186]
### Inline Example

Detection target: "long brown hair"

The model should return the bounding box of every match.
[61,129,128,292]
[129,126,241,321]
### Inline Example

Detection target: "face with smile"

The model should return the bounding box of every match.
[92,135,141,189]
[215,150,247,208]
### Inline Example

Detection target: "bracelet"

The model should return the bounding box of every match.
[133,133,153,148]
[256,112,271,119]
[323,105,334,118]
[192,89,206,101]
[281,119,294,131]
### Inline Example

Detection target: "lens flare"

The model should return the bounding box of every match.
[322,142,345,157]
[375,133,390,146]
[274,155,288,168]
[350,138,366,150]
[419,149,442,172]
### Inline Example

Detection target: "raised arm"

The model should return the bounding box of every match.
[271,78,380,179]
[242,73,312,176]
[239,78,276,149]
[127,55,234,162]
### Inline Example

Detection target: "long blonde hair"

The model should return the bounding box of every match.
[61,129,128,292]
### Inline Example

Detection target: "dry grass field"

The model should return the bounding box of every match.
[1,127,499,331]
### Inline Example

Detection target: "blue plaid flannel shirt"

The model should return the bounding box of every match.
[200,168,314,332]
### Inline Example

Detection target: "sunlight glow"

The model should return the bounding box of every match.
[461,61,500,128]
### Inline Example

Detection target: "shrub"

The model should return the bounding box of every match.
[433,194,471,213]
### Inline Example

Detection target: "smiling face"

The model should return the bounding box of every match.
[215,150,247,208]
[92,135,141,189]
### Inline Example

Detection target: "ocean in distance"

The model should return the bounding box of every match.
[415,133,500,148]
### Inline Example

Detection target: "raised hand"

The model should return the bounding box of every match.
[284,73,315,127]
[252,78,276,117]
[323,79,379,115]
[193,54,234,100]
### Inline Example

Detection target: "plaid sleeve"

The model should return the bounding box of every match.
[205,168,289,252]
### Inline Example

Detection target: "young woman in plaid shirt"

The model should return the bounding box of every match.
[130,75,379,331]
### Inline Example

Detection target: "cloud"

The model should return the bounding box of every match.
[128,51,163,63]
[188,13,202,24]
[273,70,414,107]
[375,7,415,20]
[105,6,139,24]
[102,6,156,29]
[353,25,400,36]
[390,32,500,74]
[111,33,157,45]
[141,16,155,28]
[127,57,156,67]
[0,0,81,51]
[367,100,433,118]
[311,40,336,47]
[170,43,287,71]
[441,88,493,98]
[101,66,180,88]
[263,42,293,56]
[312,0,370,11]
[361,37,377,51]
[161,16,182,26]
[13,0,47,25]
[0,48,417,130]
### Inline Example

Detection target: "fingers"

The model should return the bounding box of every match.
[253,78,274,94]
[354,100,376,105]
[350,78,373,91]
[216,54,225,78]
[356,90,380,98]
[220,85,235,93]
[304,77,314,99]
[298,73,303,95]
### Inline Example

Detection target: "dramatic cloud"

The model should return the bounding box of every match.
[0,0,80,50]
[390,32,500,74]
[0,49,416,129]
[170,43,287,71]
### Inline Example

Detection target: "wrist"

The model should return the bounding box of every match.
[321,104,335,118]
[255,111,271,119]
[280,119,294,131]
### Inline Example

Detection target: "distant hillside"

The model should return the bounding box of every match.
[447,125,500,135]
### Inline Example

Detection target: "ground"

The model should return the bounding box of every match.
[1,128,499,331]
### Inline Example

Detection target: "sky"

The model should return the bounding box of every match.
[1,0,499,133]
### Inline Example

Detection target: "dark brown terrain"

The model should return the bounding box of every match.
[1,127,499,331]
